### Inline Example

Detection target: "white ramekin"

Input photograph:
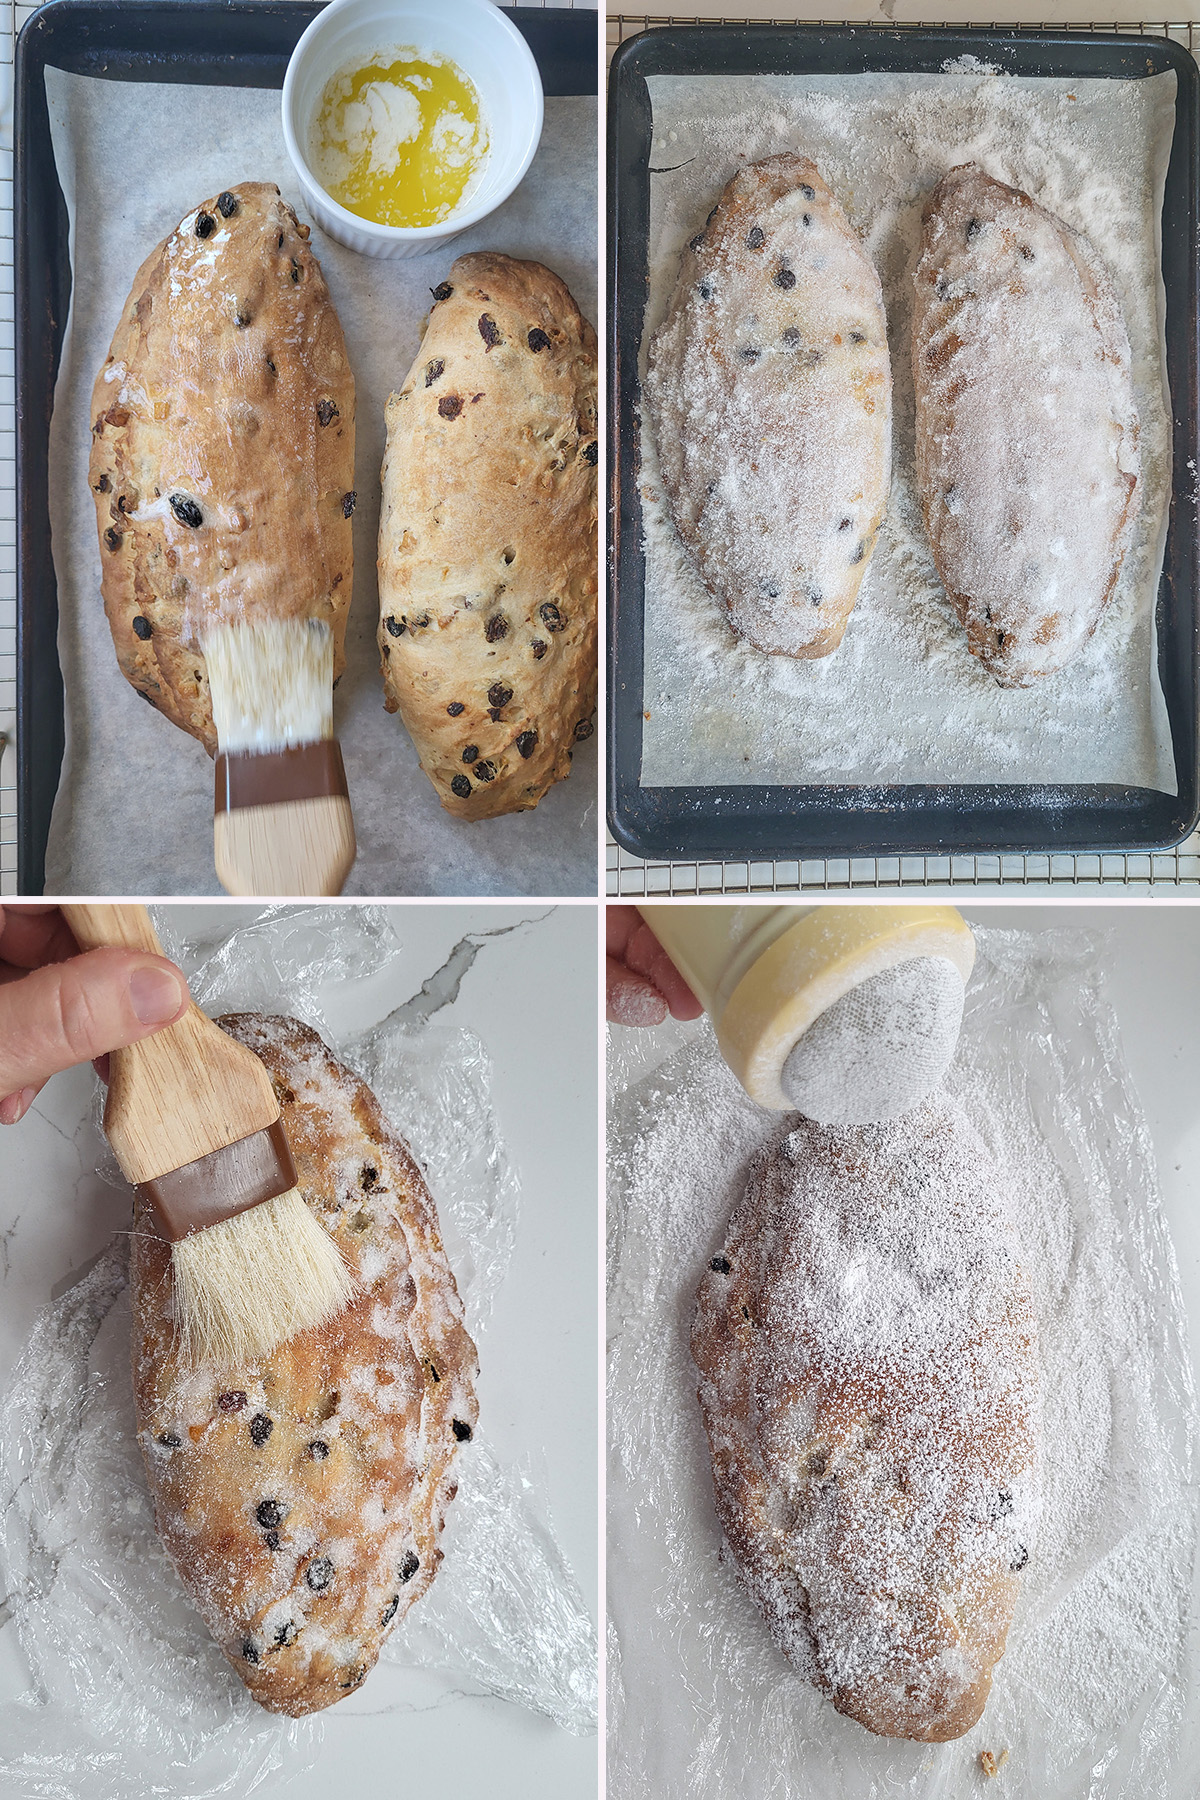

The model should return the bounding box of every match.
[281,0,544,260]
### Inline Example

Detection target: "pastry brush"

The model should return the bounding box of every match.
[63,903,355,1365]
[203,617,356,897]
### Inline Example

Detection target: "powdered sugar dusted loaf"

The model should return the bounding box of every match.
[691,1094,1040,1742]
[912,164,1140,686]
[645,154,891,658]
[130,1014,478,1716]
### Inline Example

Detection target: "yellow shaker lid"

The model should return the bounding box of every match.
[716,905,975,1111]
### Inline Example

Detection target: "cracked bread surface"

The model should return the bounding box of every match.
[89,183,355,756]
[130,1013,478,1716]
[377,251,598,819]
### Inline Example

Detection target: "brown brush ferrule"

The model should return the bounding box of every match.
[214,741,348,814]
[137,1118,298,1243]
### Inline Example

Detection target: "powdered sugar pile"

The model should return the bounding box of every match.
[781,954,965,1123]
[636,70,1176,792]
[607,925,1197,1798]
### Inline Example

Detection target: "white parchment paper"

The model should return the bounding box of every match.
[636,69,1178,795]
[42,69,597,896]
[607,926,1199,1800]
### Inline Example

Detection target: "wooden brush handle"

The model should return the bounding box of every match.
[62,904,280,1183]
[214,793,356,898]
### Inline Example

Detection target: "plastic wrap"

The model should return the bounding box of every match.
[0,906,596,1800]
[607,925,1199,1800]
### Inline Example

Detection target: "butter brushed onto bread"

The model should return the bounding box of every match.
[377,251,598,818]
[912,165,1140,685]
[131,1015,478,1716]
[89,183,355,756]
[645,155,891,658]
[692,1096,1040,1742]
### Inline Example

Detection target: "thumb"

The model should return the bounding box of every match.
[0,947,190,1121]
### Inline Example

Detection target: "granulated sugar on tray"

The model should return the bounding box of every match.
[635,71,1177,792]
[606,927,1197,1800]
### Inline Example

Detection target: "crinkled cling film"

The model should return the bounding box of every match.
[607,926,1199,1800]
[0,906,596,1800]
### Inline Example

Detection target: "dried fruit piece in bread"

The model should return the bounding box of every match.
[131,1014,478,1716]
[89,184,356,756]
[377,251,598,818]
[692,1095,1040,1743]
[912,164,1140,686]
[645,154,892,658]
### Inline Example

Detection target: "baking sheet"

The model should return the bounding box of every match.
[606,925,1198,1799]
[637,68,1177,796]
[41,68,597,897]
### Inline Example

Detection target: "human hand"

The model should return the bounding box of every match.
[0,905,190,1124]
[606,905,703,1026]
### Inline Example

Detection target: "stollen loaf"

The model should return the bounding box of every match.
[912,164,1140,685]
[89,183,355,755]
[377,251,598,819]
[131,1014,478,1716]
[645,154,892,658]
[691,1095,1040,1742]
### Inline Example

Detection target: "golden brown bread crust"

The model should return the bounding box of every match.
[644,155,891,659]
[131,1014,478,1716]
[912,164,1139,686]
[89,184,356,756]
[691,1098,1039,1743]
[377,251,598,819]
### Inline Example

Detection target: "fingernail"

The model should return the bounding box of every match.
[0,1087,37,1125]
[129,966,185,1026]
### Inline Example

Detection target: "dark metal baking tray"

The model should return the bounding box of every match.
[15,0,597,895]
[608,25,1200,863]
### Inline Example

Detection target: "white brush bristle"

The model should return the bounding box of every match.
[202,618,333,754]
[171,1187,355,1366]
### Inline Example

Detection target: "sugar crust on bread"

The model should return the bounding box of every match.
[645,154,892,659]
[691,1094,1040,1743]
[377,251,598,819]
[912,164,1140,686]
[89,183,355,755]
[130,1014,478,1716]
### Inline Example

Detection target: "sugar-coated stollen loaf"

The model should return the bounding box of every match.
[130,1014,478,1716]
[377,251,598,819]
[912,164,1140,686]
[691,1095,1040,1743]
[645,154,892,658]
[89,183,355,755]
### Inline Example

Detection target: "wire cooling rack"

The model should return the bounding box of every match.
[605,13,1200,896]
[0,4,22,895]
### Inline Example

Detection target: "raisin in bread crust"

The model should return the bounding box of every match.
[912,164,1140,686]
[377,251,598,819]
[691,1096,1040,1743]
[645,155,892,659]
[89,183,355,755]
[130,1014,478,1716]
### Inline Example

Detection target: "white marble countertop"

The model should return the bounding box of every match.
[0,901,598,1799]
